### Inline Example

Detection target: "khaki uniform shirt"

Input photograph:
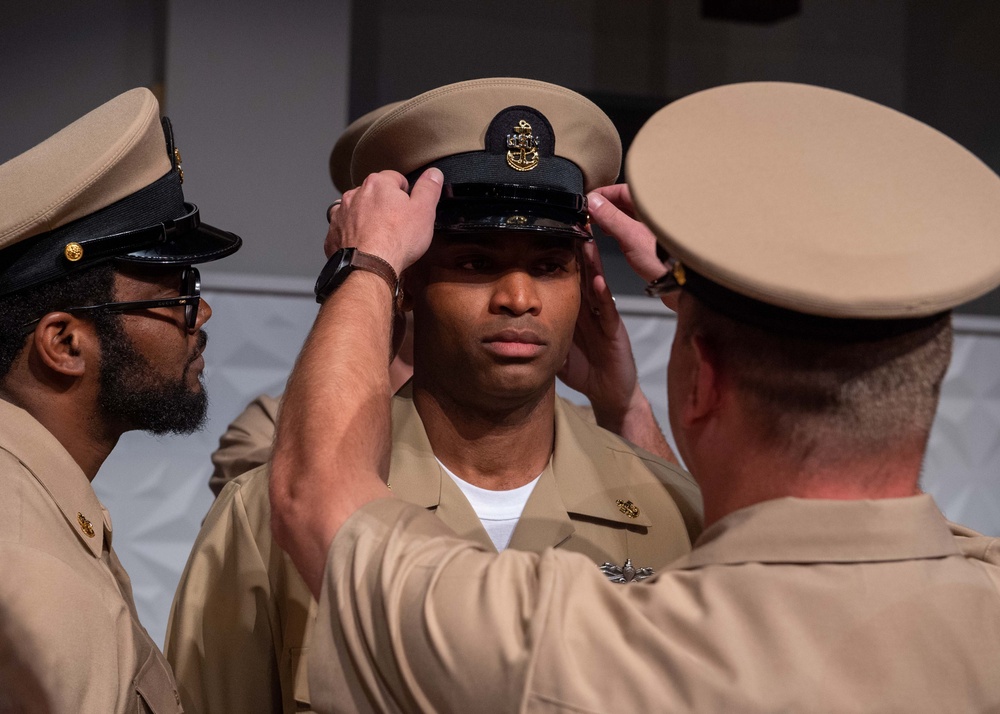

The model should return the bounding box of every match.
[166,386,701,714]
[208,393,281,497]
[310,494,1000,714]
[0,399,183,714]
[207,394,631,497]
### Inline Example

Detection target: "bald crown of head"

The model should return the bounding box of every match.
[329,78,622,239]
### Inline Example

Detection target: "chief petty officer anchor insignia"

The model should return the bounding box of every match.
[507,120,539,171]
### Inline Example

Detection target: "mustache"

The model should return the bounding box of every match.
[188,330,208,366]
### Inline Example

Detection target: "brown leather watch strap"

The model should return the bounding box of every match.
[350,250,401,311]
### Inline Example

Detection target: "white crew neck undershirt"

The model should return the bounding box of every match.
[437,458,542,552]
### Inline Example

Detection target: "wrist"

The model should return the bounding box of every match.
[315,247,401,311]
[592,384,646,433]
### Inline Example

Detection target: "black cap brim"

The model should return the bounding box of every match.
[115,208,242,266]
[0,169,241,296]
[434,183,590,239]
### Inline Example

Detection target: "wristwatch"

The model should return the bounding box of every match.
[314,247,401,309]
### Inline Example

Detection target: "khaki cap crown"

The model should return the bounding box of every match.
[627,82,1000,319]
[329,102,403,193]
[341,77,621,192]
[0,87,240,296]
[0,88,169,249]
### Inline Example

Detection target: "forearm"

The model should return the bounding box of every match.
[270,272,394,597]
[593,386,679,465]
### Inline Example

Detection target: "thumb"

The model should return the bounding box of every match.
[588,191,641,241]
[410,167,444,214]
[588,191,664,282]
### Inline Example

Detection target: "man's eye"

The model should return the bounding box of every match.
[536,259,570,275]
[458,257,491,271]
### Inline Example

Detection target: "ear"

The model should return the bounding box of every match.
[679,333,723,428]
[29,313,93,378]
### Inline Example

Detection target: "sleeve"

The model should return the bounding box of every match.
[308,499,564,714]
[165,470,284,714]
[209,394,281,497]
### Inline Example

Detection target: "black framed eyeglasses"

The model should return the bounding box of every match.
[20,267,201,335]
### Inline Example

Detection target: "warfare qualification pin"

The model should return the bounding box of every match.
[600,559,654,584]
[507,120,539,171]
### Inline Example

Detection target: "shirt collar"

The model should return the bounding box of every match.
[674,494,958,569]
[389,386,651,528]
[0,398,107,557]
[386,383,442,508]
[550,397,653,527]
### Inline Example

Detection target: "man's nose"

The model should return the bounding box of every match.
[193,296,212,331]
[489,270,541,317]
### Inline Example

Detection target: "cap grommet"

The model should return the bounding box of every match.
[64,242,84,262]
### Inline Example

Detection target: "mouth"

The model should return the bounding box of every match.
[187,331,209,369]
[482,329,546,359]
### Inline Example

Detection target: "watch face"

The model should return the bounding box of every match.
[314,247,356,302]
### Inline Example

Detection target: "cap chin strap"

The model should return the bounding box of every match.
[68,203,201,261]
[0,203,204,297]
[0,170,193,296]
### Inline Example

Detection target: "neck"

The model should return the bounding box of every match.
[691,432,924,529]
[412,381,555,490]
[0,380,118,482]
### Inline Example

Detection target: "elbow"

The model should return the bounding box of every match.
[268,452,330,598]
[268,451,299,557]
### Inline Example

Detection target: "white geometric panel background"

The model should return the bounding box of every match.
[94,275,320,649]
[94,278,1000,648]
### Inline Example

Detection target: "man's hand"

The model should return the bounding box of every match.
[587,185,678,312]
[559,240,679,464]
[559,240,639,422]
[326,168,443,273]
[587,185,663,282]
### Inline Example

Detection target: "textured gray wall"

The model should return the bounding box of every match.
[164,0,351,279]
[0,0,164,161]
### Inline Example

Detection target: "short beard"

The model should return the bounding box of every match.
[94,314,208,435]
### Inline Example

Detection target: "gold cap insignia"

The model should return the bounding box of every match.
[600,559,655,584]
[174,147,184,184]
[616,499,640,518]
[506,120,539,171]
[672,261,687,286]
[64,242,84,262]
[77,512,95,538]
